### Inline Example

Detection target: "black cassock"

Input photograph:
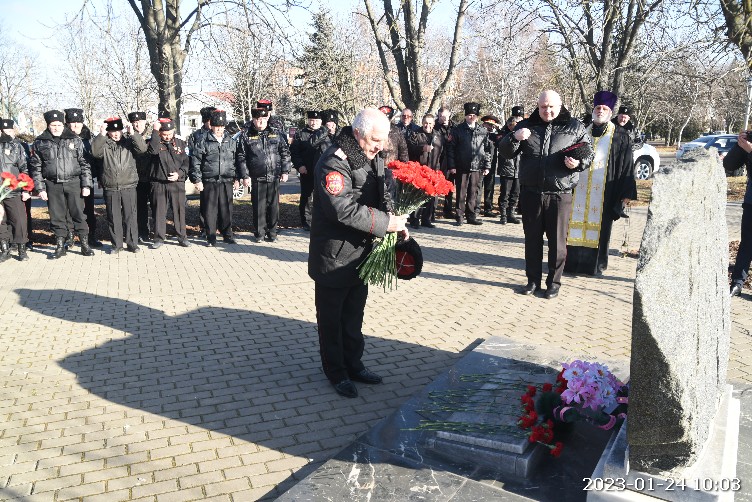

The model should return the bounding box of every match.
[565,123,637,275]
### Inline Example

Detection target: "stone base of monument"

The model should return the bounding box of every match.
[587,385,740,502]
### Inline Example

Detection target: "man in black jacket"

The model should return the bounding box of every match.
[65,108,103,248]
[236,108,291,242]
[309,109,340,171]
[0,118,30,261]
[480,114,502,218]
[91,117,147,253]
[308,107,408,398]
[499,90,593,299]
[435,107,455,218]
[29,110,95,258]
[148,118,190,249]
[725,133,752,297]
[447,102,490,226]
[128,111,152,243]
[190,110,241,246]
[290,110,323,231]
[497,108,524,225]
[378,105,408,165]
[406,113,442,227]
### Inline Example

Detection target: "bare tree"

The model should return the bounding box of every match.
[0,27,38,121]
[362,0,470,114]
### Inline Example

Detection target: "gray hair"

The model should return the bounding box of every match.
[352,107,389,136]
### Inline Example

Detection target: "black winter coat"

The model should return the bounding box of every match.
[496,127,520,178]
[308,126,392,287]
[723,143,752,205]
[381,124,408,165]
[309,126,340,170]
[0,133,29,198]
[131,125,153,182]
[189,131,239,183]
[591,123,637,221]
[290,126,319,173]
[147,131,189,182]
[498,106,593,193]
[406,128,443,169]
[447,121,490,172]
[236,125,292,181]
[29,128,93,188]
[91,132,147,190]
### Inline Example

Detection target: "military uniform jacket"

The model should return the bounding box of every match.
[91,132,147,190]
[29,128,93,188]
[497,128,520,178]
[308,126,392,288]
[189,131,239,183]
[290,126,319,172]
[147,131,189,182]
[406,129,442,169]
[447,121,490,172]
[498,106,593,193]
[131,125,153,182]
[309,126,340,170]
[0,133,29,198]
[236,126,292,181]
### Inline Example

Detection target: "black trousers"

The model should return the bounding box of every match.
[25,197,33,244]
[151,181,186,242]
[201,181,234,238]
[455,171,481,221]
[315,282,368,384]
[46,180,88,238]
[482,169,495,213]
[732,203,752,286]
[520,189,573,287]
[104,187,138,249]
[0,196,28,243]
[498,177,520,214]
[299,173,314,226]
[442,170,454,216]
[251,178,280,237]
[83,192,97,237]
[136,181,151,238]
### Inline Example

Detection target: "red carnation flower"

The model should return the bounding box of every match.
[542,383,553,392]
[526,385,537,397]
[551,442,564,457]
[17,173,34,192]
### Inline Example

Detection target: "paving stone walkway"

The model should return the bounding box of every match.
[0,204,749,501]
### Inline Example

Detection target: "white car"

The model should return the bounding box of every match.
[633,142,661,180]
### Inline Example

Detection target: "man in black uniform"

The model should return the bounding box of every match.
[128,111,153,243]
[0,118,30,261]
[447,102,490,226]
[435,107,454,218]
[91,117,148,253]
[406,113,442,228]
[497,107,524,225]
[612,104,640,144]
[236,108,291,242]
[65,108,103,247]
[148,118,191,249]
[479,114,502,217]
[378,105,408,165]
[498,90,593,299]
[290,110,323,231]
[29,110,95,258]
[308,107,408,398]
[309,109,340,170]
[190,109,242,246]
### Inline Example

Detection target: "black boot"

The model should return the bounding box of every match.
[0,240,10,263]
[499,213,507,225]
[507,209,521,224]
[65,230,74,249]
[16,244,29,261]
[52,236,67,259]
[79,234,95,257]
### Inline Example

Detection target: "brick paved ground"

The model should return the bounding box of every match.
[0,205,749,501]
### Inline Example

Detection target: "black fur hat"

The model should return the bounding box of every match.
[127,111,146,122]
[44,110,65,124]
[64,108,84,124]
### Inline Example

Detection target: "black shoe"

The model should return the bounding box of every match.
[264,234,278,242]
[79,235,95,257]
[207,235,217,247]
[499,217,507,225]
[178,239,191,248]
[90,239,104,248]
[51,237,67,259]
[138,236,151,245]
[483,211,494,217]
[111,247,123,255]
[730,283,743,297]
[127,245,141,253]
[25,242,34,251]
[253,234,262,243]
[519,282,539,295]
[223,236,237,244]
[0,240,10,263]
[421,222,436,228]
[302,223,311,232]
[16,244,29,262]
[545,284,560,299]
[333,379,358,398]
[150,240,164,249]
[456,217,463,226]
[468,219,483,225]
[507,213,521,224]
[349,369,383,384]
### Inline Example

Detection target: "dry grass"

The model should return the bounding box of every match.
[632,176,746,207]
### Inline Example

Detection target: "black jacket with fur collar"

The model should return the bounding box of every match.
[498,106,593,193]
[29,128,92,189]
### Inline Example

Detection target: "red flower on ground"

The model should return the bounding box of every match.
[526,385,537,397]
[551,442,564,457]
[542,382,553,392]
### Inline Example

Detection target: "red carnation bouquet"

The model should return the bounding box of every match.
[358,160,454,290]
[0,172,34,203]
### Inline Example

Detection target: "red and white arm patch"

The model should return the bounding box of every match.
[325,171,345,195]
[368,207,375,234]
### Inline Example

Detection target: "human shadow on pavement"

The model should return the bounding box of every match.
[15,288,471,500]
[411,221,526,244]
[421,245,526,269]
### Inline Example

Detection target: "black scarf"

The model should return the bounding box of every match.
[334,126,369,172]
